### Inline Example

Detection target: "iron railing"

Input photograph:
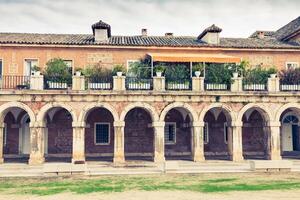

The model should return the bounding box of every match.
[44,76,72,90]
[125,77,153,90]
[0,76,31,89]
[204,82,230,91]
[165,78,192,90]
[86,76,113,90]
[279,80,300,91]
[243,83,267,91]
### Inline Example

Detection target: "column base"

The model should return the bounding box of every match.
[154,155,165,164]
[72,159,86,164]
[192,154,205,162]
[0,158,4,164]
[113,156,125,166]
[269,154,282,161]
[230,153,244,162]
[29,157,45,165]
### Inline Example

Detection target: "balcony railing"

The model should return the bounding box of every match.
[125,77,153,90]
[204,82,230,91]
[86,76,113,90]
[44,76,72,90]
[0,76,30,89]
[243,83,267,91]
[165,78,192,90]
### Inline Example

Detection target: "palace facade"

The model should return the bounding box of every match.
[0,17,299,166]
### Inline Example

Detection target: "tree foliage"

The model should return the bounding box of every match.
[44,58,72,83]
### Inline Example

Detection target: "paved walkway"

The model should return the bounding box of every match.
[0,159,299,177]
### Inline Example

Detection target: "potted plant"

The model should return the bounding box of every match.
[192,63,204,77]
[31,65,41,76]
[112,64,126,77]
[233,72,239,78]
[83,65,112,90]
[74,67,83,76]
[154,64,166,77]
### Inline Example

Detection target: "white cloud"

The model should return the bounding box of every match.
[0,0,299,37]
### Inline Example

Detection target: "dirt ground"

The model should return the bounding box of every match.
[1,190,300,200]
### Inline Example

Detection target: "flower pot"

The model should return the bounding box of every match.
[156,71,162,77]
[195,71,201,77]
[33,71,41,76]
[270,73,277,78]
[233,72,239,78]
[117,71,123,77]
[75,71,81,76]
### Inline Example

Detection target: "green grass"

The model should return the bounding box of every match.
[2,174,300,196]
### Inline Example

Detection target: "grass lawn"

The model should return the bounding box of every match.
[1,173,300,196]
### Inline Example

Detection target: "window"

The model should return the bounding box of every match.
[94,123,110,145]
[224,122,228,144]
[204,122,209,144]
[63,60,73,74]
[164,122,176,144]
[0,59,2,76]
[286,62,299,70]
[24,59,38,76]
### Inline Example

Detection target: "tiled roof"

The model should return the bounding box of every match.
[249,31,275,38]
[275,16,300,41]
[0,32,299,49]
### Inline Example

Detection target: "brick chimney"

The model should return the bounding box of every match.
[257,31,265,39]
[165,32,174,37]
[91,20,111,42]
[197,24,222,45]
[141,28,147,36]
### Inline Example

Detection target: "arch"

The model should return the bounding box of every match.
[78,102,119,123]
[159,102,198,122]
[37,102,77,125]
[199,103,236,122]
[120,102,159,122]
[237,103,272,123]
[0,102,35,123]
[275,103,300,123]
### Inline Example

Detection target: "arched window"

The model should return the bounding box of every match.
[283,115,299,124]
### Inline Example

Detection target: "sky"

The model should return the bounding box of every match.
[0,0,299,38]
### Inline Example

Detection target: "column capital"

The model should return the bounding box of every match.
[72,121,86,128]
[114,121,125,127]
[152,121,165,127]
[269,121,281,127]
[0,122,5,128]
[231,121,243,127]
[193,121,204,127]
[29,121,46,128]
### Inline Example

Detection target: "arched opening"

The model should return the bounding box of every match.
[242,108,269,160]
[2,108,31,163]
[124,107,154,161]
[164,107,193,160]
[203,107,232,160]
[43,107,73,163]
[279,108,300,159]
[84,107,115,162]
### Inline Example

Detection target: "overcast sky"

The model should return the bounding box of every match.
[0,0,299,38]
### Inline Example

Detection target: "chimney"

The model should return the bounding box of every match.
[257,31,265,39]
[141,28,147,36]
[91,20,111,42]
[165,32,174,37]
[197,24,222,45]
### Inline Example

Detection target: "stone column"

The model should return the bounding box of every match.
[268,76,280,92]
[72,75,85,91]
[113,121,125,165]
[29,122,45,165]
[113,76,126,91]
[192,77,204,92]
[268,121,282,160]
[72,122,86,164]
[30,74,44,90]
[231,77,243,92]
[152,121,165,163]
[192,121,205,162]
[228,122,244,162]
[0,123,4,164]
[153,77,165,92]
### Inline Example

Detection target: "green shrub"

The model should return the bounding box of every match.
[279,68,300,84]
[205,63,234,84]
[164,64,189,80]
[243,66,277,84]
[82,65,112,79]
[192,63,204,76]
[44,58,72,83]
[128,61,151,78]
